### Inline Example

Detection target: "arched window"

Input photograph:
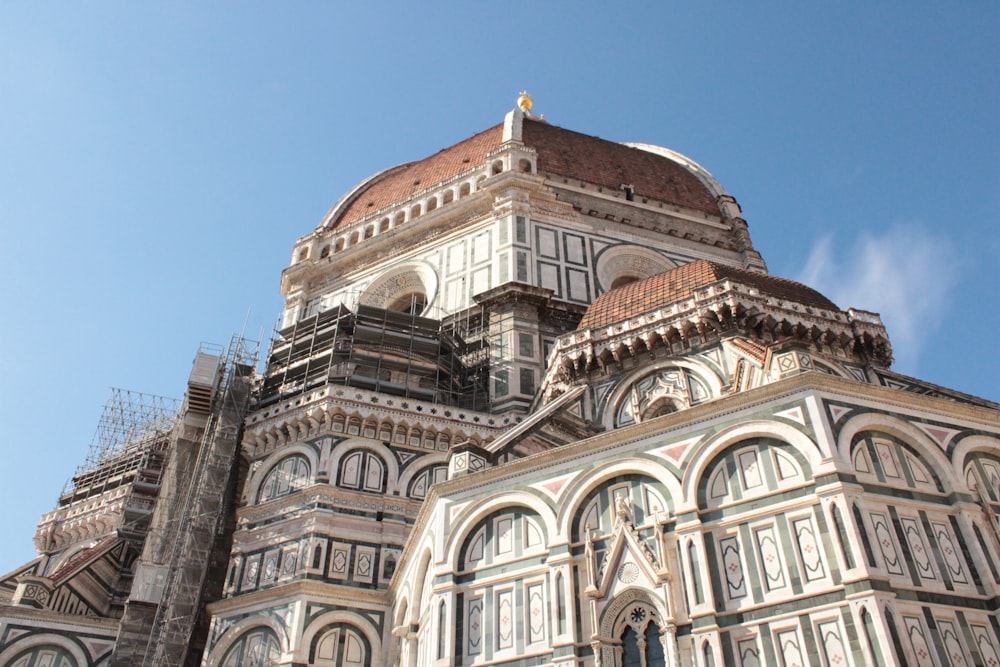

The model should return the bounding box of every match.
[221,627,280,667]
[703,640,716,666]
[387,291,427,315]
[258,455,311,503]
[339,450,386,493]
[312,624,371,667]
[556,571,567,634]
[615,601,665,667]
[885,610,907,664]
[437,600,447,659]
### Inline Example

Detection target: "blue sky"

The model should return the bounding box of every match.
[0,3,996,574]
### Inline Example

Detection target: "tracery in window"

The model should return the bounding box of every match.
[258,455,311,503]
[612,600,665,667]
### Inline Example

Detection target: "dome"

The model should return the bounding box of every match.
[320,116,725,231]
[578,259,839,330]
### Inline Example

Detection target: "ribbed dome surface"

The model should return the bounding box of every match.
[578,260,839,330]
[326,118,722,229]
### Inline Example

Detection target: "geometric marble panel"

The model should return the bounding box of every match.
[816,619,849,667]
[792,516,826,582]
[329,542,351,580]
[775,628,805,667]
[719,534,748,600]
[353,545,376,584]
[754,525,787,592]
[903,615,935,663]
[936,618,971,666]
[870,512,905,576]
[931,520,969,585]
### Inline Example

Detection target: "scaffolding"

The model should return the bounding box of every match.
[136,335,257,667]
[108,337,257,667]
[258,303,490,411]
[61,389,180,505]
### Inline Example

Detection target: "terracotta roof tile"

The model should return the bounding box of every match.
[49,534,119,584]
[522,119,720,216]
[332,124,505,228]
[578,260,839,330]
[328,116,723,229]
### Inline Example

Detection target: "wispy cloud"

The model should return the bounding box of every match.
[794,224,961,372]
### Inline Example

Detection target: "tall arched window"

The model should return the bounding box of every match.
[703,640,715,666]
[258,455,311,503]
[613,600,665,667]
[221,627,280,667]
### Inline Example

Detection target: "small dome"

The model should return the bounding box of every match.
[578,260,839,330]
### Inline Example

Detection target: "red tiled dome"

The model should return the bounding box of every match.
[325,118,722,230]
[578,260,839,330]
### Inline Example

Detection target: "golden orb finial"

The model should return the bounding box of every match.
[517,91,533,112]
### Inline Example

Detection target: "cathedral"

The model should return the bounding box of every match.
[2,95,1000,667]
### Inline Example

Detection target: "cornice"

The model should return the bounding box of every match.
[236,483,422,528]
[208,578,387,615]
[244,385,510,454]
[0,604,119,631]
[544,177,728,230]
